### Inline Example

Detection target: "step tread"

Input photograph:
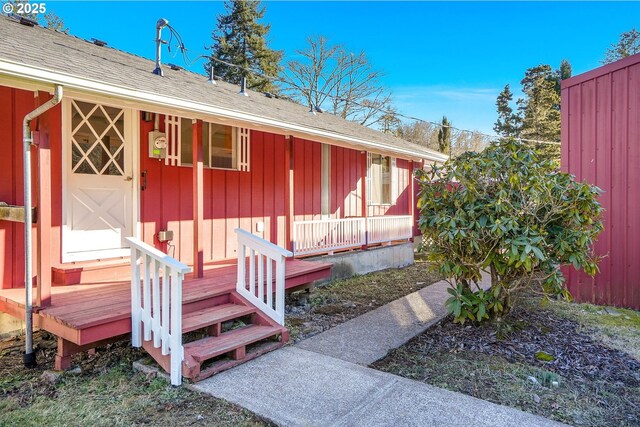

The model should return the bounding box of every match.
[184,325,282,362]
[182,304,256,333]
[191,340,285,382]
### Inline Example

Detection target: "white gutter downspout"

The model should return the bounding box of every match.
[22,85,63,368]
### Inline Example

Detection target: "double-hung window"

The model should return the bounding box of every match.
[173,117,249,171]
[368,153,396,205]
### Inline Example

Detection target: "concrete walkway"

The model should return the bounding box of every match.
[192,276,564,427]
[296,279,456,365]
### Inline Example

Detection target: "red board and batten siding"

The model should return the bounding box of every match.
[292,139,413,222]
[0,86,64,290]
[139,117,290,264]
[0,90,416,289]
[561,53,640,309]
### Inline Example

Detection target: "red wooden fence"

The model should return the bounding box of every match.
[561,52,640,310]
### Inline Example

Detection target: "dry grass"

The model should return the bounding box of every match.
[0,333,270,427]
[544,300,640,361]
[286,260,442,341]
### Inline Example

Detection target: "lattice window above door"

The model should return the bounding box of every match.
[71,100,125,176]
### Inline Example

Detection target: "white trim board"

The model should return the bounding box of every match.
[0,60,448,163]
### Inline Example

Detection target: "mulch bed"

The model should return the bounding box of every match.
[372,298,640,427]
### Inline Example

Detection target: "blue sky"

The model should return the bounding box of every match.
[46,1,640,135]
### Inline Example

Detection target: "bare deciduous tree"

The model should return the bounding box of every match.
[397,120,489,157]
[283,36,392,127]
[397,121,440,151]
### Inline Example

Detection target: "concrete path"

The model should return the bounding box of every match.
[193,347,563,427]
[193,274,564,426]
[296,279,455,365]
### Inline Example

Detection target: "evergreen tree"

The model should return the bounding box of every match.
[517,65,561,164]
[207,0,282,93]
[603,28,640,64]
[493,84,520,138]
[553,59,572,98]
[559,59,572,81]
[437,116,452,155]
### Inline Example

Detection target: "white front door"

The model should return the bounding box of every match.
[63,99,135,262]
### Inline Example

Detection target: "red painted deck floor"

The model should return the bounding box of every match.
[0,259,331,347]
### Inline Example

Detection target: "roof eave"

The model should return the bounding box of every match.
[0,59,448,163]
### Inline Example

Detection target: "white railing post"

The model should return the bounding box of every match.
[235,228,292,325]
[130,248,141,348]
[126,237,191,386]
[275,255,286,324]
[169,269,183,386]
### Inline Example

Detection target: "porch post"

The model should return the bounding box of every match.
[284,136,294,253]
[360,151,368,249]
[408,160,415,243]
[192,119,204,278]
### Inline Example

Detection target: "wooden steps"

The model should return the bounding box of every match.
[185,325,283,363]
[143,290,287,383]
[182,304,256,334]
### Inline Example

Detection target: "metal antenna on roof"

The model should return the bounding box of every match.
[152,18,169,76]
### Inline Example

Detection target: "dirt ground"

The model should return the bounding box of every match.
[285,259,442,342]
[372,297,640,427]
[0,332,271,427]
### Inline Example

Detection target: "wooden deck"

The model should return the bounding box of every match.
[0,258,331,348]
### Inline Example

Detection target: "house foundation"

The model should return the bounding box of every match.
[309,243,415,285]
[0,313,24,338]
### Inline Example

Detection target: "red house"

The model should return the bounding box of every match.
[0,16,446,384]
[561,52,640,310]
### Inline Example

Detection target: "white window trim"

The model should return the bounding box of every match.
[167,115,250,171]
[321,143,331,217]
[367,152,397,206]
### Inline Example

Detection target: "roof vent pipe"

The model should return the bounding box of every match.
[22,85,64,368]
[207,64,216,85]
[152,18,169,76]
[239,77,248,97]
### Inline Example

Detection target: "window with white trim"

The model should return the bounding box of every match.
[367,153,397,205]
[166,115,250,171]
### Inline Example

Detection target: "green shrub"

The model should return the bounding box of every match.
[417,139,603,323]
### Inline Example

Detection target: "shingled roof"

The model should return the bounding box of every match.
[0,15,447,162]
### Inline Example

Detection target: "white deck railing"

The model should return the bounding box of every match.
[293,217,366,256]
[292,215,414,256]
[235,228,293,325]
[126,237,192,386]
[367,215,414,245]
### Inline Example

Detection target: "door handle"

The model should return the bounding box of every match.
[124,176,133,182]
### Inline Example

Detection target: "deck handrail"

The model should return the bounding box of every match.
[235,228,292,325]
[293,217,366,256]
[292,215,414,256]
[126,237,191,386]
[366,215,414,245]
